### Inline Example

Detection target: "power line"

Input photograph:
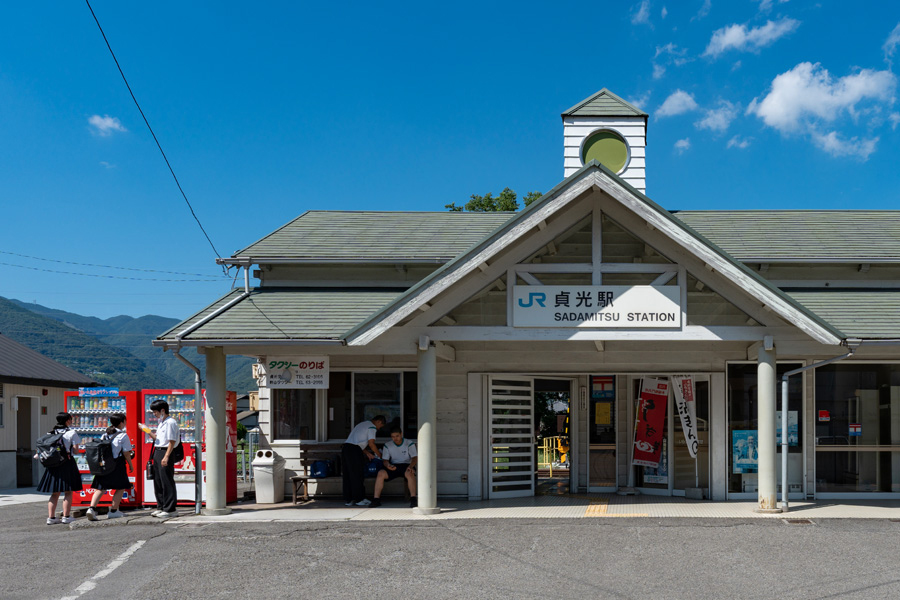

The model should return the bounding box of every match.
[0,261,222,282]
[84,0,226,272]
[0,250,226,278]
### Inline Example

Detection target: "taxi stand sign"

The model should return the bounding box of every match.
[512,285,682,328]
[261,356,329,389]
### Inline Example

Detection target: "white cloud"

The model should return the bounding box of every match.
[727,135,751,149]
[657,90,699,117]
[88,114,127,137]
[885,23,900,65]
[747,62,896,133]
[695,100,740,132]
[810,131,878,160]
[732,60,742,71]
[703,18,800,57]
[661,6,668,18]
[632,0,651,25]
[891,112,900,130]
[628,91,652,112]
[99,161,116,169]
[756,0,789,12]
[691,0,711,21]
[653,64,666,79]
[674,138,691,153]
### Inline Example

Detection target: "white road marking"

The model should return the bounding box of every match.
[59,540,146,600]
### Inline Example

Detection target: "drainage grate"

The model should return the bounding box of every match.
[783,519,814,525]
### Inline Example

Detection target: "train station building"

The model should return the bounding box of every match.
[154,89,900,514]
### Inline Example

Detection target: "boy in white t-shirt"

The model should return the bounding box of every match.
[371,427,417,508]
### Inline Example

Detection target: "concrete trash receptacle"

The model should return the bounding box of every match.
[252,449,285,503]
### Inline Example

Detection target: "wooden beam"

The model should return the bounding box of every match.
[435,341,456,362]
[594,341,605,352]
[412,325,810,343]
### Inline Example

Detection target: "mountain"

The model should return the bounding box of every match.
[3,298,256,394]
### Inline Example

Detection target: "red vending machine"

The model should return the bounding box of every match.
[140,389,237,506]
[64,388,142,508]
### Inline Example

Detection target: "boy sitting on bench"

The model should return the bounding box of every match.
[371,427,417,508]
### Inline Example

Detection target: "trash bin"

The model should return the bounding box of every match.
[252,449,285,503]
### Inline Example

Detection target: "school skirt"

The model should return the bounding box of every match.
[37,459,83,493]
[91,455,130,491]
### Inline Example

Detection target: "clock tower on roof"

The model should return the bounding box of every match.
[562,88,648,193]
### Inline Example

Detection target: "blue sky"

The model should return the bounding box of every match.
[2,1,899,320]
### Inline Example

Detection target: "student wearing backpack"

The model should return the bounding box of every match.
[36,412,82,525]
[139,399,180,518]
[86,413,134,521]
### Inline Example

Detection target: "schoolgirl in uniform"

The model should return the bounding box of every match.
[85,413,134,521]
[37,412,83,525]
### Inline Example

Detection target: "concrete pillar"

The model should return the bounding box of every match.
[756,343,780,513]
[203,346,231,515]
[414,342,440,515]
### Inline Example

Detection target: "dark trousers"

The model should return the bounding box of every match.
[152,447,177,512]
[341,443,366,503]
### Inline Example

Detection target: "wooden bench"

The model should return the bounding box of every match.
[290,443,412,505]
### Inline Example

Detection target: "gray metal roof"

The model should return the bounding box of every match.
[673,211,900,262]
[0,334,96,386]
[562,88,648,118]
[232,211,514,262]
[786,290,900,339]
[156,288,403,343]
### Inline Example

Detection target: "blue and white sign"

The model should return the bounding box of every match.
[78,387,120,397]
[512,285,682,328]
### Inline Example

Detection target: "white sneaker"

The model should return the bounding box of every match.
[159,511,179,518]
[86,508,98,521]
[107,510,124,519]
[151,510,165,517]
[344,501,355,506]
[46,517,61,525]
[355,499,372,507]
[61,516,75,524]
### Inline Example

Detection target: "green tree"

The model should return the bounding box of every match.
[446,187,542,212]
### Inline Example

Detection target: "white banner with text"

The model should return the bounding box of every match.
[261,356,329,389]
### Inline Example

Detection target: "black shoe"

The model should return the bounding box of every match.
[410,497,417,508]
[370,498,382,507]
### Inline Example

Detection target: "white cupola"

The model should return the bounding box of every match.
[562,88,648,193]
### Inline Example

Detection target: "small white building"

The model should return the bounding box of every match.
[0,334,96,489]
[156,89,900,513]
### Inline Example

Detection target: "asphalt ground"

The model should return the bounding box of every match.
[3,501,900,600]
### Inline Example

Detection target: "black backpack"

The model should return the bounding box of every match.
[84,434,119,476]
[35,430,69,468]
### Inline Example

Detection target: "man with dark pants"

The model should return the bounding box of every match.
[371,426,417,508]
[342,415,386,507]
[140,400,180,518]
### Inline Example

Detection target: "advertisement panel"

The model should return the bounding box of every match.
[632,377,669,468]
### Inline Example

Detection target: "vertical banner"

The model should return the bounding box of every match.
[632,377,669,468]
[672,375,698,458]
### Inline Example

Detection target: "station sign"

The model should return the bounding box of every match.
[261,356,329,389]
[512,285,681,328]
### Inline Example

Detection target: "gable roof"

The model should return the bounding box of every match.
[674,211,900,262]
[344,161,844,347]
[225,211,514,264]
[562,88,648,118]
[787,290,900,339]
[0,334,96,387]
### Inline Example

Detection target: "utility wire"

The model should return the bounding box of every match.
[0,250,226,278]
[84,0,226,272]
[0,261,222,282]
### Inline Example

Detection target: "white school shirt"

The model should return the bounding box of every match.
[345,420,377,450]
[382,439,416,465]
[61,428,82,453]
[104,428,133,458]
[154,416,179,448]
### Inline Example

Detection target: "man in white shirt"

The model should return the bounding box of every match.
[371,427,417,508]
[140,400,180,518]
[342,415,386,507]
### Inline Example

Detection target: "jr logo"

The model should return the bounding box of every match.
[518,292,546,308]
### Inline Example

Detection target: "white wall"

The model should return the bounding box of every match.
[563,116,647,192]
[0,383,68,488]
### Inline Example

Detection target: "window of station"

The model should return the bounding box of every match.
[726,363,803,495]
[273,371,418,441]
[815,364,900,493]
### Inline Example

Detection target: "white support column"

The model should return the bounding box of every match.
[756,342,780,512]
[414,338,440,515]
[203,346,231,515]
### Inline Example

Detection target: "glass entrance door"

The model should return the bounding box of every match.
[588,375,617,491]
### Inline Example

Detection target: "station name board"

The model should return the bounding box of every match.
[512,285,681,328]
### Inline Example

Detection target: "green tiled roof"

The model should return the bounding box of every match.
[562,88,648,118]
[233,211,514,261]
[673,211,900,262]
[156,288,403,342]
[787,290,900,339]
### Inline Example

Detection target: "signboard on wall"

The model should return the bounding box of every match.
[512,285,681,328]
[261,357,329,389]
[632,377,669,468]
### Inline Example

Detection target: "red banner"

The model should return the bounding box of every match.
[632,377,669,468]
